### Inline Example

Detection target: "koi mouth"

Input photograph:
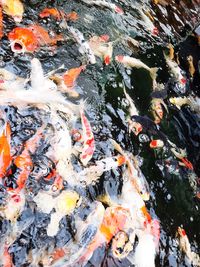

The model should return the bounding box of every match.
[11,40,25,53]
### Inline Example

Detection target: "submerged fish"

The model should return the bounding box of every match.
[115,55,158,88]
[39,8,78,21]
[138,8,159,36]
[80,0,124,14]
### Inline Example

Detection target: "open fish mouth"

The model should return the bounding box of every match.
[10,40,26,53]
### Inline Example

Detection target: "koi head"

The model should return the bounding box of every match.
[128,120,143,136]
[2,0,24,22]
[177,226,187,237]
[99,34,110,42]
[115,55,124,63]
[114,5,124,15]
[152,27,159,36]
[150,139,164,149]
[8,27,39,53]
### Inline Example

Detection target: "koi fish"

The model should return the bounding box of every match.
[0,122,11,178]
[51,65,86,97]
[115,55,158,88]
[67,26,96,64]
[152,0,168,6]
[89,35,113,65]
[170,145,194,170]
[1,0,24,22]
[80,0,124,14]
[79,108,95,166]
[138,9,159,36]
[150,98,168,124]
[45,201,105,266]
[111,139,150,201]
[78,155,126,185]
[8,24,63,53]
[77,206,130,266]
[13,127,43,191]
[39,8,78,21]
[111,231,133,259]
[176,227,200,266]
[163,47,187,89]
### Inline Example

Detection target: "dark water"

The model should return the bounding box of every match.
[0,0,200,266]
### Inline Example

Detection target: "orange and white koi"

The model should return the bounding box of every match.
[79,108,95,166]
[1,0,24,22]
[115,55,158,88]
[0,122,11,178]
[51,65,86,97]
[89,35,113,65]
[39,8,78,21]
[76,206,131,266]
[176,227,200,265]
[81,0,124,14]
[170,145,194,170]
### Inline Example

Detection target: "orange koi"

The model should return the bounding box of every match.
[78,206,129,265]
[39,8,65,20]
[39,8,78,21]
[28,24,63,46]
[8,24,63,53]
[8,27,40,53]
[63,65,86,89]
[0,122,11,178]
[13,128,43,190]
[80,109,95,166]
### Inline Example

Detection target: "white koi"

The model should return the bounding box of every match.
[80,0,124,14]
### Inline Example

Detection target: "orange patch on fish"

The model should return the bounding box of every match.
[0,123,12,178]
[63,65,85,89]
[141,205,152,224]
